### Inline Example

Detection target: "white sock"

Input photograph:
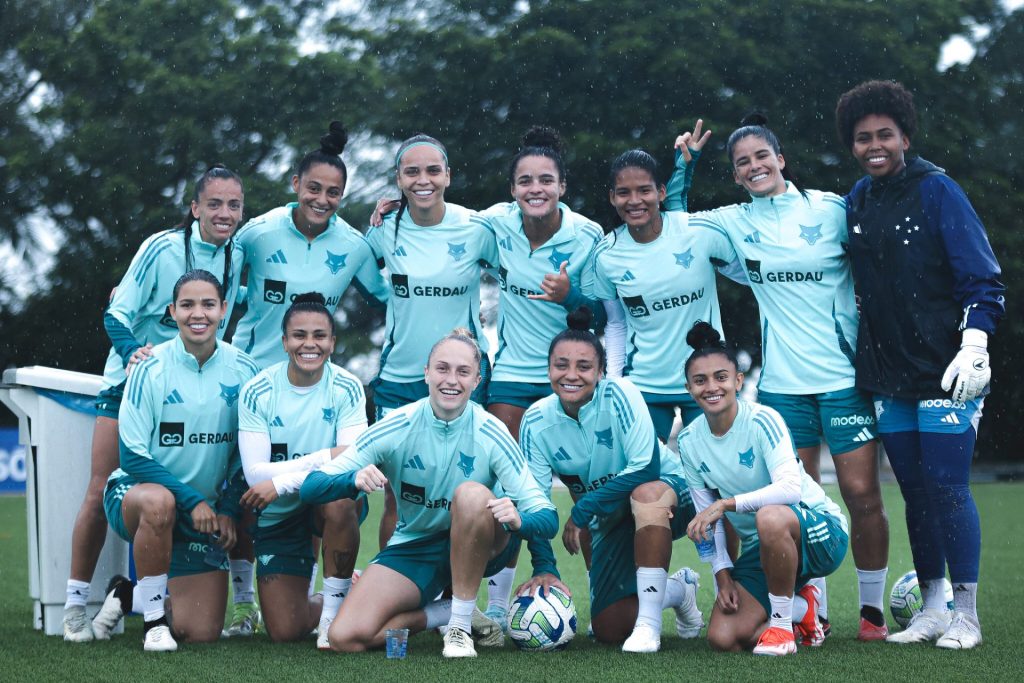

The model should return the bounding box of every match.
[920,579,948,612]
[856,567,888,611]
[230,559,255,605]
[809,577,827,619]
[768,593,793,631]
[309,562,319,598]
[65,579,90,609]
[793,595,809,623]
[635,567,667,632]
[486,567,516,613]
[448,597,475,633]
[138,574,168,622]
[321,577,351,621]
[951,582,978,620]
[661,573,684,609]
[424,599,452,630]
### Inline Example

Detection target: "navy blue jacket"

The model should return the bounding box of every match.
[845,156,1004,399]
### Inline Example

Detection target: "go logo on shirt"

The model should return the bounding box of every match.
[159,422,185,447]
[391,273,410,299]
[622,295,650,318]
[745,259,763,284]
[264,279,287,304]
[400,481,426,505]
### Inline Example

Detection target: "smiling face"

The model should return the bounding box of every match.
[731,134,787,198]
[398,145,450,216]
[609,166,666,236]
[283,310,335,385]
[291,162,345,234]
[852,113,910,179]
[512,154,565,222]
[425,339,480,421]
[171,279,226,354]
[549,340,602,418]
[192,177,244,246]
[685,353,743,425]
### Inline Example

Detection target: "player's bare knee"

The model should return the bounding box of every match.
[137,488,176,530]
[322,498,359,525]
[706,621,741,652]
[452,480,490,511]
[754,505,791,538]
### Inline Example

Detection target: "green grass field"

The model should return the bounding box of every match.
[0,484,1019,682]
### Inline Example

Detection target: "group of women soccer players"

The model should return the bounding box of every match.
[59,79,1003,657]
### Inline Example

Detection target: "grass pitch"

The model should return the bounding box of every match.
[0,484,1019,682]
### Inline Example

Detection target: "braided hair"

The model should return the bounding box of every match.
[179,164,242,297]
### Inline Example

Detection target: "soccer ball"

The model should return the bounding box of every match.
[889,570,954,628]
[507,586,577,652]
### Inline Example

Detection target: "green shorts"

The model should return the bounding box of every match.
[95,382,126,419]
[639,392,702,443]
[589,474,695,617]
[373,357,492,420]
[730,503,849,616]
[757,387,876,455]
[254,498,369,578]
[486,381,552,410]
[103,473,227,578]
[371,531,522,609]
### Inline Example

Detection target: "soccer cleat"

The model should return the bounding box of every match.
[586,622,595,639]
[92,575,133,640]
[471,607,504,647]
[483,606,509,634]
[857,617,889,641]
[316,616,333,650]
[793,584,824,647]
[143,623,178,652]
[63,605,95,643]
[935,612,982,650]
[820,617,831,639]
[442,626,477,658]
[885,608,951,644]
[753,626,798,656]
[669,567,703,638]
[221,602,261,637]
[622,623,661,653]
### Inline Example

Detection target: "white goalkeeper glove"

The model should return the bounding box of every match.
[940,328,990,402]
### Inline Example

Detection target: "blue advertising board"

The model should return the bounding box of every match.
[0,427,27,494]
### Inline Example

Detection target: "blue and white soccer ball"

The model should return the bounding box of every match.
[889,570,955,628]
[507,586,577,652]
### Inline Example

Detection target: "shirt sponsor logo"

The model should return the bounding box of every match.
[400,481,426,505]
[559,472,616,496]
[830,414,875,427]
[264,279,287,304]
[746,259,823,284]
[392,273,410,298]
[188,432,235,444]
[270,442,289,463]
[159,422,185,447]
[622,294,650,318]
[920,398,967,410]
[497,267,508,291]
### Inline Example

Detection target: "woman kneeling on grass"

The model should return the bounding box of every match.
[102,270,259,651]
[678,322,848,656]
[299,328,557,658]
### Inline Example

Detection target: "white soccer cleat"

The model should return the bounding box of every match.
[622,623,661,653]
[143,624,178,652]
[886,608,951,644]
[471,607,504,647]
[92,575,132,640]
[63,605,95,643]
[483,605,509,634]
[316,616,333,650]
[935,612,982,650]
[669,567,703,638]
[442,626,477,658]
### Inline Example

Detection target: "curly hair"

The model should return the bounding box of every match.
[835,80,917,149]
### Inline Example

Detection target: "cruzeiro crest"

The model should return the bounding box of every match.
[457,451,475,477]
[219,383,240,407]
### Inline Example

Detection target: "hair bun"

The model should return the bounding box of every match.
[686,321,723,351]
[292,291,327,306]
[566,305,594,332]
[320,121,349,156]
[521,125,563,155]
[740,111,769,128]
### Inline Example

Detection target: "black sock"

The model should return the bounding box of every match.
[860,605,885,626]
[143,615,169,634]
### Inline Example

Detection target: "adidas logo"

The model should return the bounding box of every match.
[392,246,407,256]
[643,586,658,593]
[149,594,163,602]
[744,232,762,243]
[330,591,346,598]
[954,584,968,592]
[270,416,285,427]
[554,447,573,462]
[699,462,711,474]
[265,249,287,264]
[403,454,426,470]
[499,236,514,251]
[232,576,242,584]
[771,612,782,619]
[487,579,497,586]
[941,412,961,425]
[852,427,874,442]
[163,389,184,405]
[622,270,636,281]
[72,589,84,595]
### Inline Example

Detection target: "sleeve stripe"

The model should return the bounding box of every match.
[242,377,273,413]
[127,358,157,407]
[480,421,524,473]
[354,415,409,449]
[606,383,635,434]
[752,412,782,449]
[332,374,364,407]
[238,355,260,378]
[689,219,730,241]
[131,238,175,286]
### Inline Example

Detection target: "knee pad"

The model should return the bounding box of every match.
[630,488,676,531]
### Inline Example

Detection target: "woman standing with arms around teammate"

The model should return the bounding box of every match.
[102,270,260,651]
[300,329,556,658]
[680,323,849,656]
[237,293,369,647]
[836,81,1004,649]
[685,115,890,638]
[517,308,703,653]
[63,166,244,642]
